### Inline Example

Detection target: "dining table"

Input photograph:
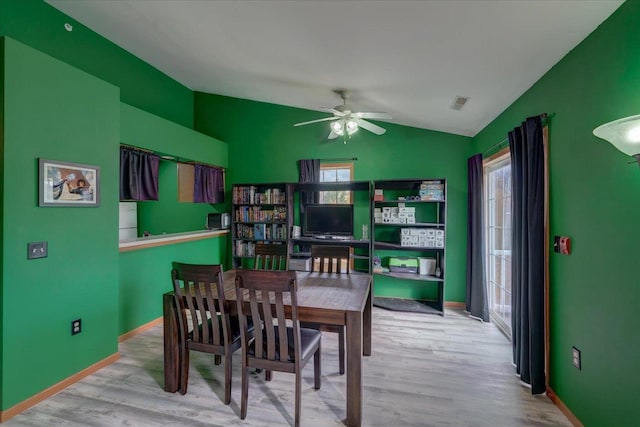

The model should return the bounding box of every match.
[163,269,373,427]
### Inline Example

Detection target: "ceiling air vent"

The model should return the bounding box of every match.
[450,96,469,111]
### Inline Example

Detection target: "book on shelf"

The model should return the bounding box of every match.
[235,240,255,257]
[233,185,286,205]
[234,205,287,222]
[254,223,266,240]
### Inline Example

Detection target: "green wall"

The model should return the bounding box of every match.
[118,104,230,335]
[2,37,120,409]
[0,0,193,128]
[119,236,227,335]
[194,94,471,302]
[471,1,640,424]
[0,2,232,414]
[0,34,5,406]
[0,38,231,412]
[120,104,229,235]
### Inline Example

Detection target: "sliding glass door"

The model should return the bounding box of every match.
[484,153,512,337]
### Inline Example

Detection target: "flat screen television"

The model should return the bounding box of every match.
[303,204,354,237]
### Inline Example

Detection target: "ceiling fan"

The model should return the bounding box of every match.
[294,90,392,140]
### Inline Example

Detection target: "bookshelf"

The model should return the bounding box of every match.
[231,183,289,269]
[372,178,447,315]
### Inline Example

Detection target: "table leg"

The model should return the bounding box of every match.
[363,284,372,356]
[163,293,180,393]
[345,310,362,427]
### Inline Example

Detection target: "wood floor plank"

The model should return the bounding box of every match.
[4,308,571,426]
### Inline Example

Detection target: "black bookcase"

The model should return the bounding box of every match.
[231,183,289,269]
[371,179,447,315]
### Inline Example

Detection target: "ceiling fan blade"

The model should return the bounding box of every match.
[353,112,392,120]
[357,119,387,135]
[319,107,347,116]
[294,116,339,127]
[328,130,339,139]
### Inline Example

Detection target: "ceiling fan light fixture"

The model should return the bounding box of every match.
[293,90,390,141]
[346,119,359,135]
[331,120,344,135]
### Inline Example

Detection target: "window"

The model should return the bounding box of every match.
[484,151,512,338]
[319,162,353,203]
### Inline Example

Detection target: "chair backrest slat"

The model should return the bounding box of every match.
[172,263,226,347]
[204,280,223,344]
[193,279,207,341]
[262,290,276,360]
[248,289,263,357]
[254,243,288,271]
[235,270,298,364]
[311,245,350,274]
[184,279,202,342]
[275,292,288,362]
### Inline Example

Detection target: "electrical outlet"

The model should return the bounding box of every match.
[71,319,82,335]
[27,242,48,259]
[572,346,581,370]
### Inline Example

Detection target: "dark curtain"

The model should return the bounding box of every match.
[297,159,320,213]
[194,164,225,203]
[509,115,546,394]
[466,154,489,321]
[120,146,159,201]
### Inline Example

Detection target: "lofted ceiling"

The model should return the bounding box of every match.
[47,0,623,137]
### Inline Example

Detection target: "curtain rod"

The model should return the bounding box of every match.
[319,157,358,162]
[179,159,226,171]
[161,156,226,171]
[482,113,553,156]
[121,144,225,170]
[121,143,154,154]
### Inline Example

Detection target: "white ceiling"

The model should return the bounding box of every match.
[47,0,623,137]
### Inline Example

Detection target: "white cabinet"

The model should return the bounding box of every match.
[119,202,138,241]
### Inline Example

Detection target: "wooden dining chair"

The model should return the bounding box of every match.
[302,245,350,375]
[235,270,321,427]
[253,242,288,270]
[171,262,248,404]
[311,245,351,274]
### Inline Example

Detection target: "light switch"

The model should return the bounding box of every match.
[27,242,48,260]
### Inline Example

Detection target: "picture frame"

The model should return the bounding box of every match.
[39,159,100,207]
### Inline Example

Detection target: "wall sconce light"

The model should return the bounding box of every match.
[593,115,640,166]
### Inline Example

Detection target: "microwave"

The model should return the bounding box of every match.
[206,213,230,230]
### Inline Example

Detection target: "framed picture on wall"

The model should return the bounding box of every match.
[38,159,100,207]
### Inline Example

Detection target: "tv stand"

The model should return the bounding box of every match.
[288,180,372,274]
[293,236,368,244]
[313,235,352,240]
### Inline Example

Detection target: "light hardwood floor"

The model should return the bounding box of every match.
[5,308,571,426]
